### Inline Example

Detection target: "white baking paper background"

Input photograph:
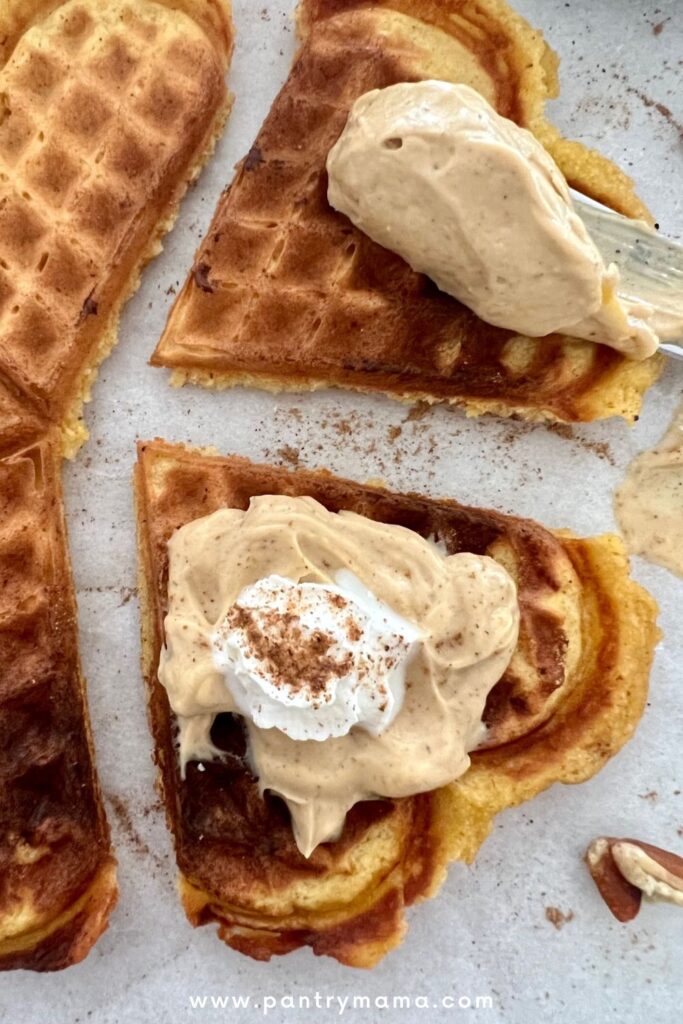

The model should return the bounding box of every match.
[2,1,682,1021]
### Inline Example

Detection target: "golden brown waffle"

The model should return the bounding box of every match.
[135,440,659,967]
[0,437,116,971]
[0,0,235,971]
[153,0,663,423]
[0,0,234,456]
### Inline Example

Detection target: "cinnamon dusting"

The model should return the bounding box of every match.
[225,604,353,702]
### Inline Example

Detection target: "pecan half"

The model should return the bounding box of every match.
[586,837,683,922]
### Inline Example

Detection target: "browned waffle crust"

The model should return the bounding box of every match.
[135,440,659,967]
[0,0,234,456]
[152,0,663,423]
[0,439,117,971]
[0,0,234,972]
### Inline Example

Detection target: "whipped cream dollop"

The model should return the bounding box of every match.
[210,571,421,740]
[158,495,519,857]
[326,80,660,359]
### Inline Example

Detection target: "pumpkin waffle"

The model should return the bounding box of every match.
[0,0,235,971]
[0,436,116,971]
[152,0,664,423]
[134,440,659,967]
[0,0,234,457]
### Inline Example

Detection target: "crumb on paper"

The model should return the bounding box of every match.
[404,402,431,423]
[545,906,575,930]
[106,795,168,873]
[277,445,300,468]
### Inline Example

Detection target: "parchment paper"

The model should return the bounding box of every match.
[2,2,681,1021]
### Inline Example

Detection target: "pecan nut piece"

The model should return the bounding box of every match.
[586,837,683,921]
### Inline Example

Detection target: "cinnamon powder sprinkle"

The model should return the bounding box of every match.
[226,604,353,700]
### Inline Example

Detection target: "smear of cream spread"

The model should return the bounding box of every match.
[614,400,683,577]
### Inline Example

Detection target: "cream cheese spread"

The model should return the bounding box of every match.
[614,400,683,577]
[326,80,661,359]
[158,495,519,856]
[612,841,683,907]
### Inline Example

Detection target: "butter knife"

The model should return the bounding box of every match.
[571,189,683,361]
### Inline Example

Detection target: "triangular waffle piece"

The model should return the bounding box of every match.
[153,0,663,423]
[0,0,234,971]
[135,440,658,967]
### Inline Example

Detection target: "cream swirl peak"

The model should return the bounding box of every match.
[158,495,520,857]
[210,572,421,741]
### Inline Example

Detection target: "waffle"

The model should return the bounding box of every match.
[0,0,234,456]
[0,436,116,971]
[135,440,659,967]
[0,0,235,971]
[152,0,664,423]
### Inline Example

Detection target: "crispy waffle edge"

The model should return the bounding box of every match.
[57,1,236,458]
[134,439,659,967]
[164,355,665,426]
[0,0,235,972]
[59,92,234,460]
[151,0,664,423]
